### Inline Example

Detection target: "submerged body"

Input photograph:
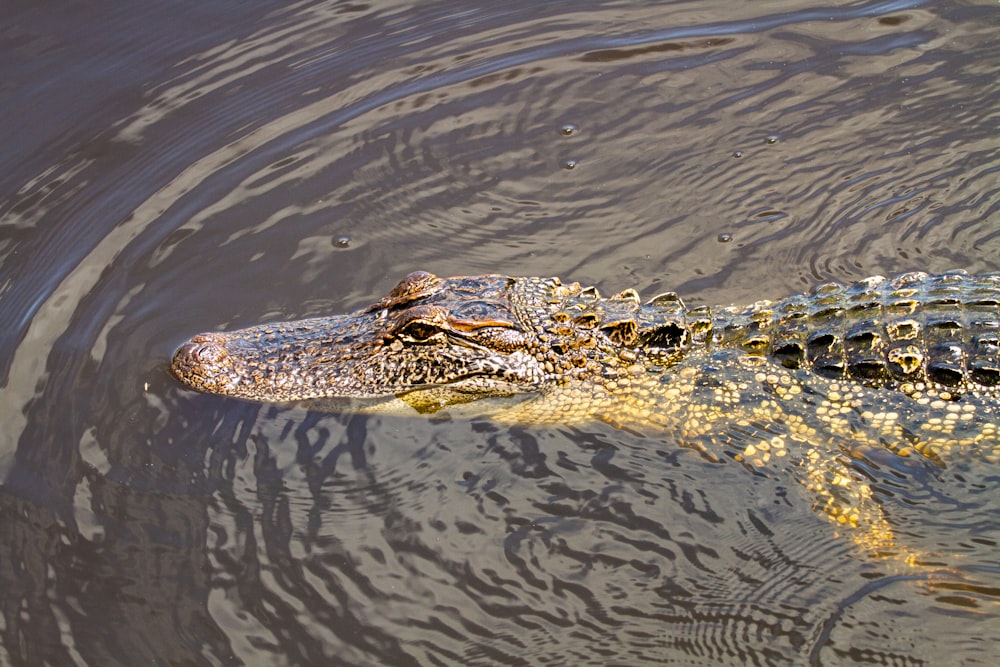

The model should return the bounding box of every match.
[173,270,1000,557]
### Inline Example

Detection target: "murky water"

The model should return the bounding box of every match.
[2,0,999,664]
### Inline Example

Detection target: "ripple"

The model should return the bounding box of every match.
[2,0,999,664]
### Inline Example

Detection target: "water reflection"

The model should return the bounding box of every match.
[2,0,999,663]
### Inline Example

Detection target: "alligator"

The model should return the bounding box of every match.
[173,270,1000,560]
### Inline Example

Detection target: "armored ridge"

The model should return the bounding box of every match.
[172,270,1000,559]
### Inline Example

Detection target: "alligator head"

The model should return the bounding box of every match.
[172,270,692,415]
[171,272,540,413]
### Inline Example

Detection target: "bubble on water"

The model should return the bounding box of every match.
[732,150,743,158]
[334,236,351,248]
[561,159,578,170]
[717,233,733,243]
[765,135,778,144]
[560,123,578,136]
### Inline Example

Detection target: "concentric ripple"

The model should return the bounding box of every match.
[1,0,998,664]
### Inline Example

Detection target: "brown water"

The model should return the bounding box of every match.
[2,1,999,664]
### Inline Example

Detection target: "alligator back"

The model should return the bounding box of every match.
[706,271,1000,396]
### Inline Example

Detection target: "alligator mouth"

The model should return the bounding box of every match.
[172,329,546,405]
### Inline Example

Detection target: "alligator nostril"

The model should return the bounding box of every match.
[179,341,226,364]
[175,333,230,368]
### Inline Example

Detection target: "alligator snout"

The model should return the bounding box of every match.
[172,332,241,394]
[177,332,228,362]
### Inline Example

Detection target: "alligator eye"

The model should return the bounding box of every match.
[397,320,443,342]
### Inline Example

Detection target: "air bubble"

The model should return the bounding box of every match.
[334,236,351,248]
[560,124,578,136]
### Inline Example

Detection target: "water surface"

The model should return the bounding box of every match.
[2,0,999,664]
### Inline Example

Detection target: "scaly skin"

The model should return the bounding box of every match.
[173,270,1000,559]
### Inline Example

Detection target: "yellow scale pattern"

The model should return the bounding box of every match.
[495,275,1000,564]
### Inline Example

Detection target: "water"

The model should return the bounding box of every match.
[2,0,999,664]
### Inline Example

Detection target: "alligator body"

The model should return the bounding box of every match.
[173,270,1000,558]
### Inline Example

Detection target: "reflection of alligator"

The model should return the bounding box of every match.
[173,270,1000,558]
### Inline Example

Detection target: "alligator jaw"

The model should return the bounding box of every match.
[172,322,546,405]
